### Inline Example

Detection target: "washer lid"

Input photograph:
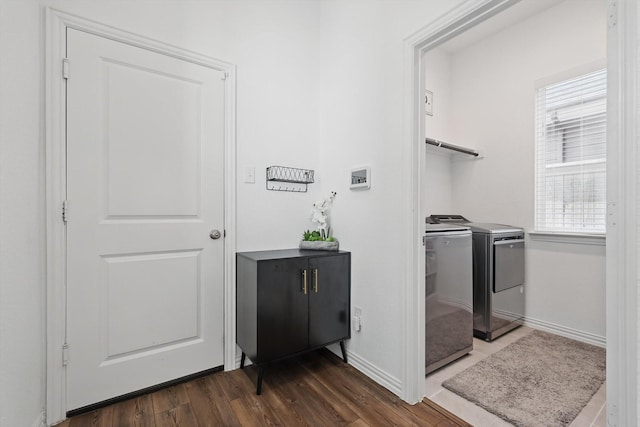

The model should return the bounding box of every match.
[428,214,469,223]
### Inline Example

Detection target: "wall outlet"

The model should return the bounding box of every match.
[352,306,362,332]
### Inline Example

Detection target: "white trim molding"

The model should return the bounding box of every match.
[235,344,403,398]
[403,5,634,424]
[44,8,69,425]
[401,0,521,404]
[605,0,638,426]
[346,350,403,397]
[45,8,237,425]
[325,344,402,397]
[522,317,606,348]
[32,411,46,427]
[528,231,606,246]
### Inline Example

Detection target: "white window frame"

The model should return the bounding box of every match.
[533,62,607,239]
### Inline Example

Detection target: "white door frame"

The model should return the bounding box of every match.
[400,1,638,426]
[605,0,638,425]
[45,8,237,425]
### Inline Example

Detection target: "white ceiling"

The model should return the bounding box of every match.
[440,0,562,53]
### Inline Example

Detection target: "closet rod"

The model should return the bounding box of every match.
[425,137,479,157]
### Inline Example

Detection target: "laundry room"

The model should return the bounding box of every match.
[2,0,633,425]
[421,0,607,424]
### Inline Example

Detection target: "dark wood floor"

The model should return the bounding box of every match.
[55,349,471,427]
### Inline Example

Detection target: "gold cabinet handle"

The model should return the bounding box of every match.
[302,269,308,294]
[313,268,318,293]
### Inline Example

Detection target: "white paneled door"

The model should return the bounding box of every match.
[66,28,225,411]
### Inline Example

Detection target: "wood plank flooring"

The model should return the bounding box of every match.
[55,349,471,427]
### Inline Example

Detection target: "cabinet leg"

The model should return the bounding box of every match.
[340,341,348,363]
[256,366,264,395]
[240,352,246,369]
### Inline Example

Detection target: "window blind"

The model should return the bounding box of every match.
[534,68,607,234]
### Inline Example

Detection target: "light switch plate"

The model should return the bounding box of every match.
[244,166,255,183]
[425,90,433,116]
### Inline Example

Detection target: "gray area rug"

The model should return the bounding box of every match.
[442,330,605,427]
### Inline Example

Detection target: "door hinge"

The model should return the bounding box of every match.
[62,200,69,223]
[221,71,229,81]
[62,58,70,79]
[607,402,617,426]
[62,343,69,367]
[608,1,617,28]
[607,202,617,227]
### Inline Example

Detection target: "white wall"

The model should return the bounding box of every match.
[314,0,465,389]
[0,2,46,426]
[0,1,323,425]
[0,1,466,425]
[446,0,607,341]
[423,47,454,215]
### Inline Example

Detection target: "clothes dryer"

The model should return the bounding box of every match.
[429,215,525,341]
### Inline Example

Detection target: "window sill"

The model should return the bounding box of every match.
[528,231,605,246]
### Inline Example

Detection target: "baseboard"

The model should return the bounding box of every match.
[33,411,46,427]
[523,316,606,348]
[234,345,402,398]
[326,344,402,397]
[228,324,602,401]
[233,345,401,397]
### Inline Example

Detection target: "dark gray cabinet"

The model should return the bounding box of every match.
[236,249,351,394]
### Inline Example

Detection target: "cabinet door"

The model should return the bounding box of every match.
[308,254,350,348]
[257,258,309,361]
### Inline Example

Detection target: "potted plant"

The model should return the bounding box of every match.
[300,191,339,250]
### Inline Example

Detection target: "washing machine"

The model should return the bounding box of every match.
[424,223,473,374]
[429,215,525,341]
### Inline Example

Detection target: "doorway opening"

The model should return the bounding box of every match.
[402,0,638,425]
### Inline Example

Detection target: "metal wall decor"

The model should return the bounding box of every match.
[266,165,315,192]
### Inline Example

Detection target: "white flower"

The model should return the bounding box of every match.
[310,192,336,237]
[311,210,327,230]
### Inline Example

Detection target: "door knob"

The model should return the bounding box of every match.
[209,229,222,240]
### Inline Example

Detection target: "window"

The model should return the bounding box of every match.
[534,68,607,234]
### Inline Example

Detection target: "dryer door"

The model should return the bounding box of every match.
[493,238,525,292]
